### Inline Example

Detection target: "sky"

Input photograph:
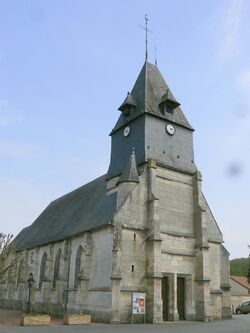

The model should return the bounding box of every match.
[0,0,249,259]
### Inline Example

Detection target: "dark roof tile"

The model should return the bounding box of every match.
[15,175,117,250]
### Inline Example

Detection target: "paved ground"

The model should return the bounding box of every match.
[0,308,250,333]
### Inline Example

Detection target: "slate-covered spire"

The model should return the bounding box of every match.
[112,61,193,133]
[131,60,174,114]
[118,148,140,184]
[107,61,196,179]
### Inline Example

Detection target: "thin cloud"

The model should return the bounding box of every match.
[0,111,25,127]
[237,68,250,95]
[0,140,39,159]
[216,0,246,64]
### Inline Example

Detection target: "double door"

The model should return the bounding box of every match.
[162,276,185,321]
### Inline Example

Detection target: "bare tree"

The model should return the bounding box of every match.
[0,233,15,282]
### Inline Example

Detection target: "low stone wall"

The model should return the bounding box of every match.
[20,314,51,326]
[63,314,91,325]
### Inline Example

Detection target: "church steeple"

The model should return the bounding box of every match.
[107,61,196,179]
[112,61,193,133]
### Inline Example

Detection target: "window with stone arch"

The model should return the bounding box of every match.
[53,248,62,288]
[74,245,83,288]
[16,259,24,288]
[39,252,47,288]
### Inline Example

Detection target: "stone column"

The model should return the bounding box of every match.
[193,171,211,321]
[110,276,122,324]
[146,158,163,324]
[185,274,196,320]
[220,245,232,318]
[168,273,179,321]
[110,222,122,324]
[221,286,231,318]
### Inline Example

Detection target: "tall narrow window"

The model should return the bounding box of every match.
[39,252,47,288]
[16,259,24,288]
[74,246,83,288]
[53,249,61,288]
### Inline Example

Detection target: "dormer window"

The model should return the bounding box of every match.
[159,91,180,116]
[118,92,136,118]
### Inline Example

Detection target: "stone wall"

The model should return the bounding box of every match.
[157,167,194,236]
[0,227,113,322]
[0,161,231,323]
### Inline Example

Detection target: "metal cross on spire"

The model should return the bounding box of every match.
[140,14,152,61]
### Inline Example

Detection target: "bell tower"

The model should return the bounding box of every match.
[107,61,197,179]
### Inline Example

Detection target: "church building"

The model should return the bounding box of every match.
[0,59,232,323]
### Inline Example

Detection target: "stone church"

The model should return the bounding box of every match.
[0,60,232,323]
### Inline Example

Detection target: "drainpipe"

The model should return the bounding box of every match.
[64,240,72,313]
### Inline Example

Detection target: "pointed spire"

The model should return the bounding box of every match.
[130,62,181,115]
[112,61,193,134]
[118,148,140,184]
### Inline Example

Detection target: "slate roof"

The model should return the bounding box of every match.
[118,92,137,111]
[112,61,193,133]
[15,175,117,250]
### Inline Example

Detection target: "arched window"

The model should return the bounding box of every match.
[74,246,83,288]
[16,259,24,288]
[39,252,47,288]
[53,248,61,288]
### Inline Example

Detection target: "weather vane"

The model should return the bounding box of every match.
[140,14,153,61]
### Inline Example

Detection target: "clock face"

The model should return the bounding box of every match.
[123,126,130,137]
[166,124,175,135]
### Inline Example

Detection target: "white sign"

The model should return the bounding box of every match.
[132,292,146,314]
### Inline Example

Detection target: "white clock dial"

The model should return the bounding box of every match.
[123,126,130,137]
[166,124,175,135]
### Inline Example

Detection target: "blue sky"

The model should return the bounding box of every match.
[0,0,249,259]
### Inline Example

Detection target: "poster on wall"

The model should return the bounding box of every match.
[132,292,146,314]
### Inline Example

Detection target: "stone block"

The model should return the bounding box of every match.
[63,314,91,325]
[20,314,51,326]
